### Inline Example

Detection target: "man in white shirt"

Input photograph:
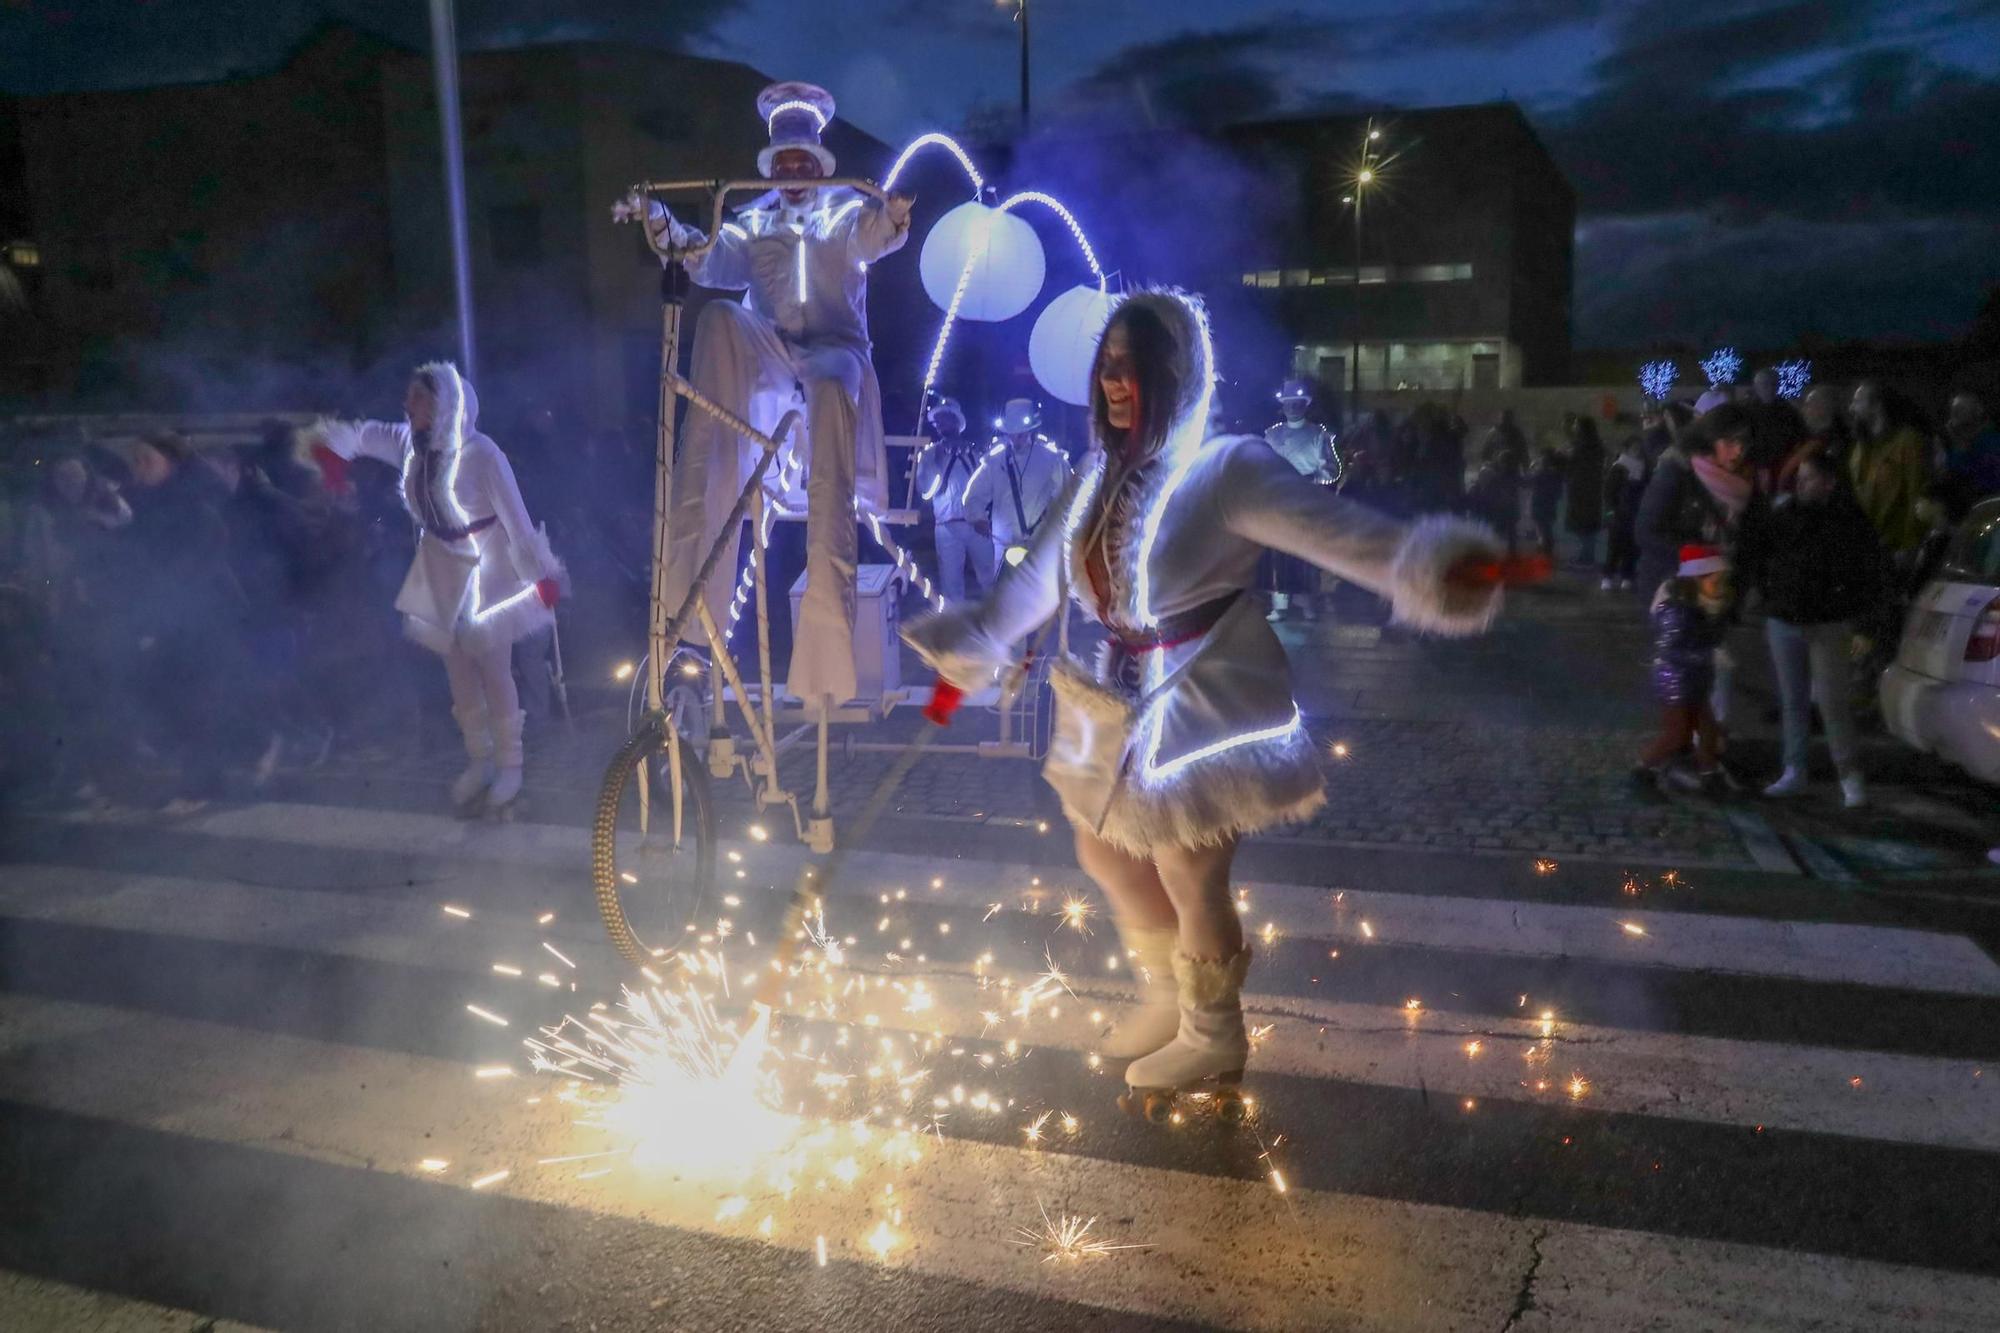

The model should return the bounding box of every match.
[963,398,1072,570]
[913,397,993,601]
[620,81,912,704]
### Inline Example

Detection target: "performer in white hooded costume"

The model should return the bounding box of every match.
[906,291,1506,1101]
[625,82,912,705]
[1261,377,1341,619]
[962,397,1072,568]
[316,363,562,814]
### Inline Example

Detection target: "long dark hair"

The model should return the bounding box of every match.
[1089,301,1181,456]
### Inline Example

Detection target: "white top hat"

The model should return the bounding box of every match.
[999,398,1043,435]
[1276,377,1313,403]
[927,397,967,432]
[756,82,837,177]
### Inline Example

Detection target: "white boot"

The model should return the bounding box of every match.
[450,705,495,811]
[1100,925,1181,1061]
[1125,949,1251,1092]
[484,709,526,812]
[1762,767,1807,798]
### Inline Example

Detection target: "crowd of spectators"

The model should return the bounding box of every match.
[0,412,653,812]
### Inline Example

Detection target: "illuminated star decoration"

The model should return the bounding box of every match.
[1775,359,1812,400]
[1638,360,1678,402]
[1700,347,1742,388]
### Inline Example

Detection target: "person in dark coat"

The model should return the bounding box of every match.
[1528,446,1566,557]
[1601,432,1648,590]
[1564,415,1607,565]
[1737,452,1880,808]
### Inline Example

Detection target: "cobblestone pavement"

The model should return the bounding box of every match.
[270,566,1998,877]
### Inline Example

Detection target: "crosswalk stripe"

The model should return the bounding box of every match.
[39,801,2000,996]
[5,991,1997,1333]
[0,1268,267,1332]
[3,862,1993,1153]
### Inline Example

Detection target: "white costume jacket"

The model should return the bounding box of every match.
[1265,418,1341,486]
[906,292,1502,853]
[320,363,560,656]
[661,186,910,703]
[963,435,1072,550]
[915,435,986,525]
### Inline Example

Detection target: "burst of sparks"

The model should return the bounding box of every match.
[1359,920,1375,940]
[1012,1202,1150,1264]
[1567,1075,1590,1101]
[469,1169,510,1190]
[1060,896,1095,936]
[865,1220,900,1259]
[1533,859,1558,876]
[417,1158,450,1173]
[466,1004,509,1027]
[1621,921,1647,937]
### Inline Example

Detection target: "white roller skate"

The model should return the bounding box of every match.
[1120,948,1252,1125]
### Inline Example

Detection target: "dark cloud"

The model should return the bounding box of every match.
[1055,12,1351,126]
[1354,0,1606,58]
[0,0,747,93]
[1576,209,2000,347]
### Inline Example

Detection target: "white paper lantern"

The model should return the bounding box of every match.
[919,200,1046,323]
[1028,284,1119,406]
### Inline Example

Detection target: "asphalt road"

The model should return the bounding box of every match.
[3,572,1998,1331]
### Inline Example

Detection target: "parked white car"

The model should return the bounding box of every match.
[1881,497,2000,784]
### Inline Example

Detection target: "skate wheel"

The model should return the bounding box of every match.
[1143,1091,1174,1124]
[1214,1091,1246,1124]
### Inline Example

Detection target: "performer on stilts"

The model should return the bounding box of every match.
[962,397,1072,570]
[906,291,1508,1112]
[913,396,994,603]
[1262,377,1342,621]
[619,81,913,705]
[314,363,563,816]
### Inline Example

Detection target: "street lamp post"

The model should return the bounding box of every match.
[1004,0,1031,132]
[428,0,476,380]
[1346,120,1383,415]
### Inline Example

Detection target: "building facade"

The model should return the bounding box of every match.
[1,26,917,434]
[1220,103,1574,395]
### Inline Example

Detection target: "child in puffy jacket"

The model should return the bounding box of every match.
[1633,545,1733,795]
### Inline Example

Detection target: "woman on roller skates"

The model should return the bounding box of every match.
[313,362,564,817]
[906,290,1507,1119]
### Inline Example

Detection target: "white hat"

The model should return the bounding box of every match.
[1276,377,1313,403]
[756,82,837,177]
[998,398,1043,434]
[927,397,966,433]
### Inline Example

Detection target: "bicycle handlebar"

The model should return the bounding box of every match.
[621,177,893,263]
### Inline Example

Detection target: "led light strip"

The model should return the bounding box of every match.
[764,99,828,132]
[883,132,984,194]
[919,190,1109,411]
[1133,294,1217,629]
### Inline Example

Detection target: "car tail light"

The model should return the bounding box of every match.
[1967,595,2000,663]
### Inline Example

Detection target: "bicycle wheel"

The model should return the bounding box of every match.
[593,719,717,965]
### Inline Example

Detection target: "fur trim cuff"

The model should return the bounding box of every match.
[1172,948,1251,1008]
[901,606,1010,691]
[1389,514,1504,636]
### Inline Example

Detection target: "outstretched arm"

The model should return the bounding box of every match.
[312,417,405,467]
[1219,440,1504,635]
[903,470,1084,688]
[846,192,914,264]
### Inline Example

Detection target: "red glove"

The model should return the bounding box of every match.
[309,443,351,499]
[923,679,965,727]
[535,577,562,609]
[1446,553,1552,591]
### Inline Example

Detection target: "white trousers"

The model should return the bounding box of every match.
[665,301,861,705]
[933,519,994,603]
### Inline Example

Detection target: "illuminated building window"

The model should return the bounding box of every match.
[1357,264,1389,284]
[6,241,39,268]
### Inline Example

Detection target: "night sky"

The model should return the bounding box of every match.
[5,0,2000,350]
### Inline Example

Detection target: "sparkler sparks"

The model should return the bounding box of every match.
[1059,895,1095,935]
[1012,1202,1150,1265]
[441,904,471,919]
